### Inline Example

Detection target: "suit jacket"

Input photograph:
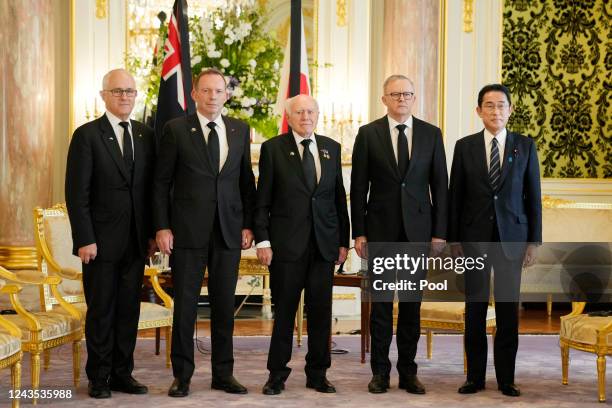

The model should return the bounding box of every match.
[153,114,256,249]
[448,130,542,247]
[350,115,448,242]
[254,133,350,263]
[65,114,155,261]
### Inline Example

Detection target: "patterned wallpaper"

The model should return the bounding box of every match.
[502,0,611,178]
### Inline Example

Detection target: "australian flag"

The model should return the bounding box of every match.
[154,0,195,148]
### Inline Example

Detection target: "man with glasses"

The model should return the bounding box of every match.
[66,68,156,398]
[449,84,541,397]
[351,74,448,395]
[154,68,256,397]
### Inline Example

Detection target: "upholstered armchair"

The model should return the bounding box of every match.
[0,266,82,405]
[0,283,23,408]
[33,204,174,367]
[560,302,612,402]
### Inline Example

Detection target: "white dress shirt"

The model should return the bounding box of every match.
[197,111,228,172]
[105,111,133,159]
[483,128,507,171]
[387,115,413,162]
[293,131,321,183]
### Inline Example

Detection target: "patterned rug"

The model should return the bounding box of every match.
[1,334,609,407]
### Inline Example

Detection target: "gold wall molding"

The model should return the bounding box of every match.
[95,0,107,19]
[336,0,347,27]
[0,246,38,270]
[333,293,356,301]
[463,0,474,33]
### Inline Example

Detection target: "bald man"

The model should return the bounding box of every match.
[254,95,350,395]
[66,69,156,399]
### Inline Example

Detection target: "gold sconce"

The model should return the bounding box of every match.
[95,0,107,19]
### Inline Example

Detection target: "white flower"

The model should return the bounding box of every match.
[242,108,254,117]
[191,55,202,64]
[273,60,279,70]
[248,59,257,69]
[233,86,244,98]
[224,37,234,45]
[240,96,253,107]
[220,58,230,68]
[221,107,229,116]
[207,50,221,58]
[214,17,224,30]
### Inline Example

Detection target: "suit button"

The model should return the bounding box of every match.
[312,197,316,201]
[489,216,494,221]
[494,195,498,200]
[401,183,406,187]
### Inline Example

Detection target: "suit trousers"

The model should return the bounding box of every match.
[170,212,240,381]
[267,236,334,381]
[369,229,423,378]
[82,221,144,381]
[464,222,522,385]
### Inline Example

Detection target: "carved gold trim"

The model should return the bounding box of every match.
[332,293,356,300]
[463,0,474,33]
[95,0,107,19]
[0,247,37,270]
[541,195,612,209]
[0,351,21,370]
[336,0,347,27]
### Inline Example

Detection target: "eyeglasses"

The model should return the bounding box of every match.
[105,88,137,97]
[482,103,509,112]
[386,92,415,101]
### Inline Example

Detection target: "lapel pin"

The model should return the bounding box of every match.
[191,127,197,132]
[290,151,295,156]
[320,149,330,159]
[508,157,513,163]
[138,133,142,138]
[109,137,114,140]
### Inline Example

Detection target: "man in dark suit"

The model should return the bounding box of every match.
[154,68,256,397]
[254,94,350,395]
[351,75,448,394]
[449,84,541,397]
[65,68,155,399]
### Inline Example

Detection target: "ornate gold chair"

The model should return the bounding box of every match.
[560,302,612,402]
[0,266,81,405]
[0,282,23,408]
[420,302,496,372]
[33,204,174,367]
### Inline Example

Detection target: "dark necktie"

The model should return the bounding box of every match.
[396,124,409,177]
[489,137,501,191]
[207,122,220,174]
[119,121,133,173]
[301,139,317,191]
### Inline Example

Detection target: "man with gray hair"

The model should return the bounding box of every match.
[254,94,350,395]
[66,68,156,398]
[351,75,448,394]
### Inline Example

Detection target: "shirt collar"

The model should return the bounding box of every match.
[484,127,507,146]
[293,131,317,148]
[388,115,413,130]
[197,111,225,131]
[106,111,131,130]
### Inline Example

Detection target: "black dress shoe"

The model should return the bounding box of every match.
[306,377,336,393]
[498,383,521,397]
[88,380,111,399]
[168,378,190,397]
[211,375,248,394]
[458,380,485,394]
[262,376,285,395]
[398,375,426,394]
[109,376,148,394]
[368,374,390,393]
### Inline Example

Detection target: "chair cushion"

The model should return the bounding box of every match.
[560,314,612,346]
[138,302,173,323]
[43,214,83,297]
[52,301,171,326]
[51,302,86,320]
[0,331,21,360]
[3,312,81,342]
[420,302,496,323]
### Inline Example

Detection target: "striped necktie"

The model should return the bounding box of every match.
[489,137,500,191]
